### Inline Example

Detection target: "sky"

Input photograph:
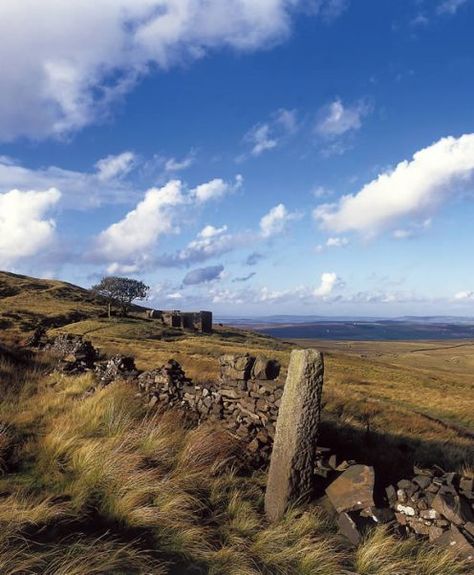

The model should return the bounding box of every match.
[1,0,474,316]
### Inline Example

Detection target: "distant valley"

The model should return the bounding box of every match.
[220,316,474,340]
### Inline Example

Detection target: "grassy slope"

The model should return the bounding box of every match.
[0,359,469,575]
[0,271,103,342]
[0,272,472,572]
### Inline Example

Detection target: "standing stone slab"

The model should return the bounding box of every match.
[265,349,324,522]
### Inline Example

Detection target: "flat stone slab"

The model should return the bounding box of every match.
[265,349,324,522]
[432,489,474,526]
[434,526,474,561]
[326,465,375,514]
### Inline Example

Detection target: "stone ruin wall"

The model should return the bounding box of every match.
[146,309,213,333]
[135,353,282,463]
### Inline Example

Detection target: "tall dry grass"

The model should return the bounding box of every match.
[0,350,471,574]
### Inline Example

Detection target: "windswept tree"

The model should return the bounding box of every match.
[91,276,150,317]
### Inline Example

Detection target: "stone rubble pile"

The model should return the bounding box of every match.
[44,333,98,374]
[316,447,474,561]
[95,354,139,387]
[386,466,474,555]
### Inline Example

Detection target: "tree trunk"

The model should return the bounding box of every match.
[107,302,111,318]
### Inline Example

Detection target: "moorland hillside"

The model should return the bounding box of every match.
[0,271,472,573]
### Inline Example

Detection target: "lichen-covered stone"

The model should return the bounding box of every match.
[265,349,324,522]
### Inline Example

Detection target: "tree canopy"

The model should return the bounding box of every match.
[91,276,150,317]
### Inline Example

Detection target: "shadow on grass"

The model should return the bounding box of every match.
[318,415,474,502]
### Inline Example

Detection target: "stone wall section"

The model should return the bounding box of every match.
[137,353,282,462]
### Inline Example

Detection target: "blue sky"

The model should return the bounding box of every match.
[1,0,474,316]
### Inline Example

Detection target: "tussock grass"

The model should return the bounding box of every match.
[0,345,472,574]
[356,527,469,575]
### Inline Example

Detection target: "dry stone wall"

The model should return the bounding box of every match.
[40,334,474,560]
[136,353,282,463]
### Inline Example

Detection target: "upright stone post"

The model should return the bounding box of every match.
[265,349,324,522]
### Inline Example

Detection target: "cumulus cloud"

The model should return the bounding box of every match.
[176,225,240,265]
[96,180,185,262]
[210,272,344,306]
[96,152,136,181]
[315,236,349,252]
[182,264,224,286]
[106,262,140,275]
[0,188,61,267]
[0,1,342,141]
[314,272,340,297]
[314,134,474,235]
[191,175,242,203]
[260,203,299,238]
[95,175,236,268]
[315,98,371,137]
[246,124,278,156]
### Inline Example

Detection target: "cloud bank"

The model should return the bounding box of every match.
[0,1,347,141]
[314,134,474,235]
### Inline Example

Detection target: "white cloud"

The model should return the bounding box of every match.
[274,108,298,134]
[164,153,195,172]
[260,203,299,238]
[0,188,61,267]
[314,271,339,297]
[177,225,239,265]
[437,0,467,15]
[106,262,140,275]
[244,108,298,157]
[191,175,241,203]
[95,171,238,269]
[326,236,349,247]
[315,98,370,137]
[0,1,331,141]
[0,155,134,209]
[246,124,279,156]
[96,180,185,262]
[314,134,474,235]
[454,290,474,300]
[96,152,136,181]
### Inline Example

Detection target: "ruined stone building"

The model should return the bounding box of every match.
[146,309,213,333]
